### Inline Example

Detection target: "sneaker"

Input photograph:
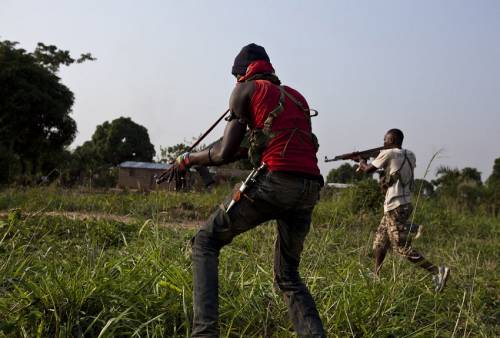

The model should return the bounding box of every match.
[432,266,450,292]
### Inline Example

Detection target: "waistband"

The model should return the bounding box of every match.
[268,170,324,186]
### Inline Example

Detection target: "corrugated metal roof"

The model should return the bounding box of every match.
[119,161,171,170]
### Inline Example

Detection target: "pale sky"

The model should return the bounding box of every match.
[1,0,499,180]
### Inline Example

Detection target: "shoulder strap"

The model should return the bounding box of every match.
[396,150,414,188]
[282,88,309,113]
[262,86,286,133]
[263,85,313,132]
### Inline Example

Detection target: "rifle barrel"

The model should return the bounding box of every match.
[324,146,384,163]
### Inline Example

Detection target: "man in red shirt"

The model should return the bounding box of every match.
[168,43,325,337]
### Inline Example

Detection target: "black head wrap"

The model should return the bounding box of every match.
[231,43,270,76]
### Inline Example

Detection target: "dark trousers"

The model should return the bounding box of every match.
[191,171,326,337]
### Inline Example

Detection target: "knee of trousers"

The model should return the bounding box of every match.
[372,237,389,251]
[191,208,234,253]
[393,244,414,257]
[191,229,220,254]
[274,270,304,292]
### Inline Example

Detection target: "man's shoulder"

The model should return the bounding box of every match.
[383,148,415,157]
[283,85,308,105]
[402,148,416,160]
[233,81,255,96]
[229,82,255,120]
[376,148,396,160]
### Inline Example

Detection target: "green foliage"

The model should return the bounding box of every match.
[32,42,96,73]
[486,158,500,187]
[485,158,500,216]
[0,40,76,180]
[160,143,190,163]
[90,117,156,166]
[68,117,155,187]
[326,163,368,183]
[0,187,498,336]
[347,179,384,213]
[432,166,485,211]
[0,39,95,184]
[414,178,434,197]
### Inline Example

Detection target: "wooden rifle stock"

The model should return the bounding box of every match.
[324,146,385,163]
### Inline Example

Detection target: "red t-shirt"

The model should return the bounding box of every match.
[240,61,320,176]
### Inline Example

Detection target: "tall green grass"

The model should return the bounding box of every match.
[0,187,498,337]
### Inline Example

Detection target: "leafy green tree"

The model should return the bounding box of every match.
[486,158,500,187]
[414,178,434,197]
[68,117,153,187]
[159,143,190,163]
[75,117,155,167]
[0,39,94,183]
[432,166,483,211]
[326,163,368,183]
[68,141,101,184]
[432,166,462,198]
[485,158,500,216]
[460,167,482,185]
[32,42,95,73]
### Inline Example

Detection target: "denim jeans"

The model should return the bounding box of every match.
[191,170,326,337]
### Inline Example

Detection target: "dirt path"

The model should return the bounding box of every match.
[0,210,202,229]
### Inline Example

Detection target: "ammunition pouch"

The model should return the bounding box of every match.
[380,171,401,192]
[245,82,319,167]
[248,129,275,167]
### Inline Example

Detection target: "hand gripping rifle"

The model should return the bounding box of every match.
[155,109,230,184]
[324,146,385,163]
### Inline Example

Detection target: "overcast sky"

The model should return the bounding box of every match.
[2,0,499,179]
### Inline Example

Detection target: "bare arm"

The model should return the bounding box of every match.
[357,159,379,174]
[188,82,254,166]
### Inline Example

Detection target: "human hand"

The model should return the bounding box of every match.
[352,154,362,162]
[174,152,191,172]
[163,152,191,190]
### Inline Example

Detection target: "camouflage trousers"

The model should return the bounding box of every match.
[373,203,422,258]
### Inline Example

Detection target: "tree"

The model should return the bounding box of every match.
[432,166,462,198]
[414,178,434,197]
[326,163,369,183]
[460,167,482,185]
[486,158,500,187]
[485,158,500,216]
[75,117,155,167]
[432,166,483,211]
[159,143,190,163]
[32,42,95,73]
[67,117,154,187]
[0,39,94,182]
[91,117,155,165]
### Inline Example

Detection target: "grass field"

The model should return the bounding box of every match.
[0,186,498,337]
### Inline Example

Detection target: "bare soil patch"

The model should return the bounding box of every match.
[0,210,202,229]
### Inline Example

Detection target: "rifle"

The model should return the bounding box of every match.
[324,146,384,162]
[226,163,266,213]
[156,109,230,184]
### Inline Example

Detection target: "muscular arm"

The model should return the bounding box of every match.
[187,82,254,166]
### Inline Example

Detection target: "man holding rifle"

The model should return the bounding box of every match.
[164,43,325,337]
[355,129,449,292]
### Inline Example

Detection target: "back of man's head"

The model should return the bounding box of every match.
[232,43,270,76]
[386,128,404,146]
